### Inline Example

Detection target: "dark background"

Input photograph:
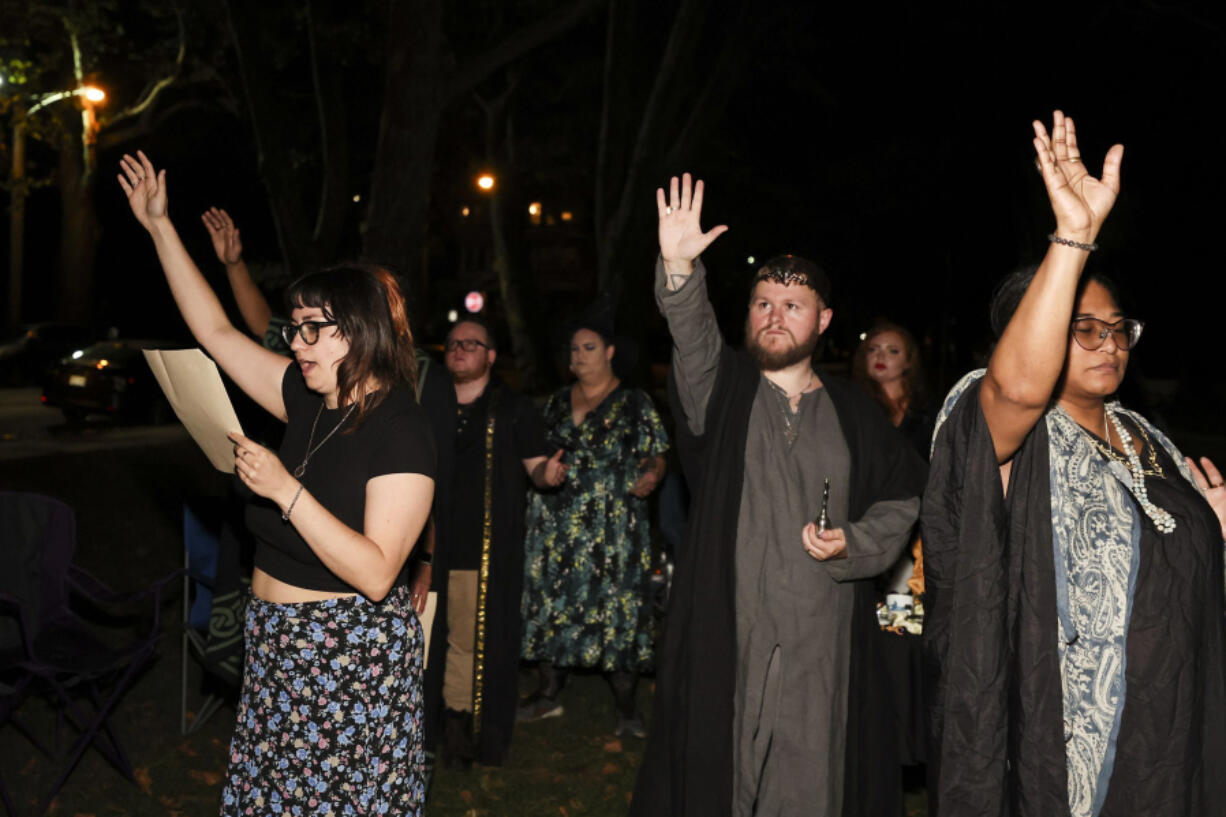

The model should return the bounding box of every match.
[4,0,1223,424]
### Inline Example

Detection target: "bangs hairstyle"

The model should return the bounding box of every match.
[285,263,418,429]
[852,320,927,414]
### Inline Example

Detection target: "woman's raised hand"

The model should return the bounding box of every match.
[657,173,728,264]
[117,151,168,232]
[202,207,243,265]
[1032,111,1124,242]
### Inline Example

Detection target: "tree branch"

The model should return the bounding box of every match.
[107,4,186,126]
[446,0,606,101]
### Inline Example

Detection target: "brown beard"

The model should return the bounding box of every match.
[745,321,821,371]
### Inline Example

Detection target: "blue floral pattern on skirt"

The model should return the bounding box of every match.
[220,585,425,816]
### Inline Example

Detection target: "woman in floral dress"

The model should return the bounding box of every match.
[520,323,669,737]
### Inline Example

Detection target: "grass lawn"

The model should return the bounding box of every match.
[1,435,926,815]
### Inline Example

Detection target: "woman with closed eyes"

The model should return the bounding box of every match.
[923,112,1226,817]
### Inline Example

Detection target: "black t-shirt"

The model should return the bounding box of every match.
[248,365,436,593]
[448,385,549,570]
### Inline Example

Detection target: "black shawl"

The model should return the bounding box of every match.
[631,347,927,816]
[922,378,1226,816]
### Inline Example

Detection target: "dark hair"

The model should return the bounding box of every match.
[569,322,614,348]
[564,298,616,348]
[450,315,497,350]
[751,254,833,307]
[285,263,418,428]
[852,320,927,416]
[989,265,1123,338]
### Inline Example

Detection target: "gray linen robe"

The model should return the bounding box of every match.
[656,259,919,816]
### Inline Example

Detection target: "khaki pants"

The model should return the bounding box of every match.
[443,570,477,712]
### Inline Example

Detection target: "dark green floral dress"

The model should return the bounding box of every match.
[521,385,670,671]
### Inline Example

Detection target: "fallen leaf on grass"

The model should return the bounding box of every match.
[70,812,96,817]
[190,769,223,786]
[601,762,619,776]
[178,741,199,757]
[558,808,568,817]
[569,798,585,811]
[135,766,153,795]
[603,739,623,753]
[460,790,473,804]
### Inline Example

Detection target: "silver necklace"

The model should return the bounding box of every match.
[1101,405,1176,534]
[767,371,816,445]
[294,400,357,478]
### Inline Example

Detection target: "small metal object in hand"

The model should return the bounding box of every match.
[815,477,830,534]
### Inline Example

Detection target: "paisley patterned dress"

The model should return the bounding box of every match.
[520,385,670,671]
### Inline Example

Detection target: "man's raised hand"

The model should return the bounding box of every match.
[657,172,728,282]
[1032,110,1123,243]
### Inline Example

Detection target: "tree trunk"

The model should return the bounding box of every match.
[362,0,448,289]
[55,108,99,325]
[222,0,351,280]
[364,0,607,292]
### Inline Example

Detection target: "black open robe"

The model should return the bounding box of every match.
[420,377,535,766]
[630,347,927,817]
[922,378,1226,816]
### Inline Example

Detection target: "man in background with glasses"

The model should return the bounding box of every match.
[418,317,566,771]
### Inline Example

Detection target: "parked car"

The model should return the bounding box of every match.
[42,339,181,425]
[0,322,96,386]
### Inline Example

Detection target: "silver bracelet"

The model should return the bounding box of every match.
[282,484,305,521]
[1048,232,1098,252]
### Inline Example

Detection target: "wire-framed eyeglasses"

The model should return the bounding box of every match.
[281,320,338,346]
[444,338,491,353]
[1070,317,1144,351]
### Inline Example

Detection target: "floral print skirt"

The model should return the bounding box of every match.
[220,586,425,816]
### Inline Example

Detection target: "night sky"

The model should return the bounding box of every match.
[6,0,1224,426]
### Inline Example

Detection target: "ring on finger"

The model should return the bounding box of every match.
[664,206,673,215]
[1065,156,1082,162]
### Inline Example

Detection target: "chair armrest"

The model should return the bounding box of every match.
[67,566,185,633]
[0,590,35,659]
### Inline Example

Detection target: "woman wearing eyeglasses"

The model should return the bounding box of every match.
[119,151,436,815]
[923,113,1226,817]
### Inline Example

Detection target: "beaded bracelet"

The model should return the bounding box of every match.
[1048,232,1098,252]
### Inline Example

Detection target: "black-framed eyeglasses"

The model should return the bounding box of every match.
[444,338,491,353]
[1070,317,1144,351]
[281,320,338,346]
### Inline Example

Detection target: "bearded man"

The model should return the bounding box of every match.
[415,317,565,769]
[630,174,927,817]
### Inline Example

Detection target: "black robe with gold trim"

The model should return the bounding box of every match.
[421,377,541,766]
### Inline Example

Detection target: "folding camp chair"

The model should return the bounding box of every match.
[181,500,226,735]
[0,491,178,815]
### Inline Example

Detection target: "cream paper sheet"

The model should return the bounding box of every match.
[421,591,437,668]
[143,348,243,472]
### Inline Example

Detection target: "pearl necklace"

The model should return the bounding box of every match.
[1103,405,1176,534]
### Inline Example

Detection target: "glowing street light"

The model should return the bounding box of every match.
[82,86,105,103]
[476,173,495,191]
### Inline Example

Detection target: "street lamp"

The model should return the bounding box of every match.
[476,173,495,191]
[7,85,105,330]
